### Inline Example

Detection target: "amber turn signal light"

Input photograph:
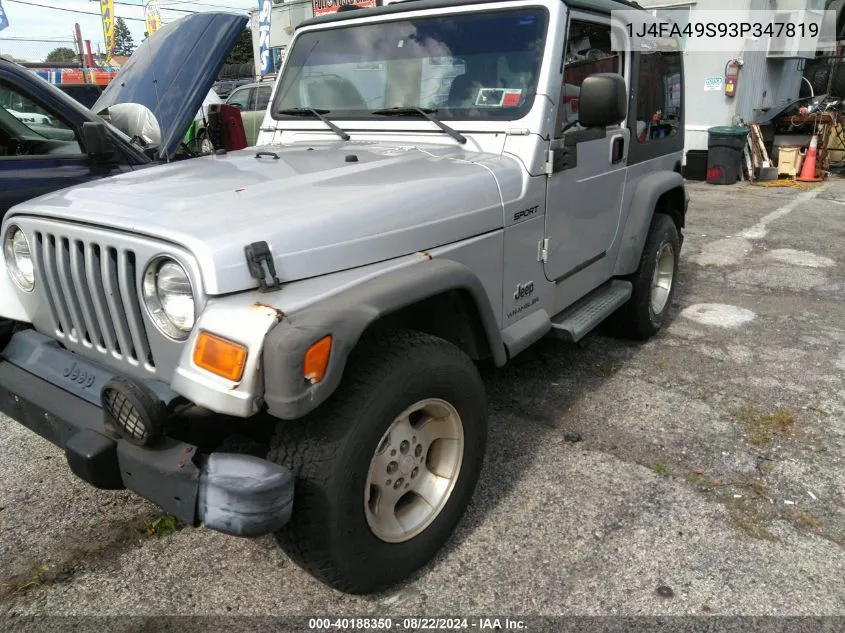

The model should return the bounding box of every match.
[193,331,248,382]
[304,335,332,384]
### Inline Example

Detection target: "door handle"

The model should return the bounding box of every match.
[610,134,625,164]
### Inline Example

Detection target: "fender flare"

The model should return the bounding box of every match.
[613,171,686,276]
[262,258,506,420]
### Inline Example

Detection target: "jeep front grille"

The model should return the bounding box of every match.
[33,231,155,370]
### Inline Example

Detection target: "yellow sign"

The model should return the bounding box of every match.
[99,0,115,62]
[144,0,161,36]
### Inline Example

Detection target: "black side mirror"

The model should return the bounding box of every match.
[81,121,118,167]
[578,73,627,128]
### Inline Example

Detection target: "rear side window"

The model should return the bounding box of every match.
[634,51,682,144]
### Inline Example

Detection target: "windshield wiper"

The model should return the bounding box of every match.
[371,107,467,145]
[277,107,350,141]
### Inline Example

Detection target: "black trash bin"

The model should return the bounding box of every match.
[685,149,708,181]
[706,126,749,185]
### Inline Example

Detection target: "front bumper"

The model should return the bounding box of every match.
[0,330,294,538]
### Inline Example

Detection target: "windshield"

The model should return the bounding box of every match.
[271,8,549,121]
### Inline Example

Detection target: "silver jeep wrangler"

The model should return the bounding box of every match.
[0,0,687,594]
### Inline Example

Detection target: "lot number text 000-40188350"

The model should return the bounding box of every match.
[307,618,527,630]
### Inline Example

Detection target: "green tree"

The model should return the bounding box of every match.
[113,17,136,56]
[224,27,253,65]
[45,47,78,63]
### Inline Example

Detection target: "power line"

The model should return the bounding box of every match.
[86,0,200,14]
[4,0,146,21]
[158,0,252,11]
[0,36,76,42]
[110,0,250,13]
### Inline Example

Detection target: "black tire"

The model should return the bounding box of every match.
[267,329,488,594]
[610,213,680,340]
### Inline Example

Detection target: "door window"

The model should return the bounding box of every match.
[0,82,82,158]
[559,20,624,132]
[634,51,682,143]
[255,85,273,112]
[227,87,255,111]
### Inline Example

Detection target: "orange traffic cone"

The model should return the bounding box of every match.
[796,134,823,182]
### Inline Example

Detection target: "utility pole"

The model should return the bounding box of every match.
[74,22,89,83]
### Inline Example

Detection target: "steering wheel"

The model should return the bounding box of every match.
[6,138,27,156]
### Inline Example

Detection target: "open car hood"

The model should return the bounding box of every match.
[92,12,248,161]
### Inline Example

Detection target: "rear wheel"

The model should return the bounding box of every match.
[610,213,680,340]
[268,329,487,594]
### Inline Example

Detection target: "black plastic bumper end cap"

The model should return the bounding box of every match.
[65,430,125,490]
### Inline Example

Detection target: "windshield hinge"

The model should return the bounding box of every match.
[245,241,282,293]
[538,238,550,263]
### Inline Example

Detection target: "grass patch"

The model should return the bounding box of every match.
[6,564,50,595]
[593,363,620,377]
[0,511,179,601]
[728,511,777,541]
[791,512,822,530]
[733,406,798,446]
[685,471,707,486]
[651,463,671,477]
[740,480,771,500]
[139,514,182,538]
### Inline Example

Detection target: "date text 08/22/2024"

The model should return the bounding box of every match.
[307,618,527,630]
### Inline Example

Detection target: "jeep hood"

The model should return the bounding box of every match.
[8,143,508,295]
[92,12,247,161]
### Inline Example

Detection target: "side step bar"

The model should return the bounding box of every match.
[550,279,632,343]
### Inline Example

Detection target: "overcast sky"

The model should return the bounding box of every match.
[0,0,258,62]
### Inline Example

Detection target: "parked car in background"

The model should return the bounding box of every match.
[0,12,249,218]
[0,58,149,217]
[212,78,252,100]
[223,81,272,145]
[55,83,104,109]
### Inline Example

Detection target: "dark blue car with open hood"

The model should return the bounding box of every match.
[0,11,248,218]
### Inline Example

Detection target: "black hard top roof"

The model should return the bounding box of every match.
[299,0,644,29]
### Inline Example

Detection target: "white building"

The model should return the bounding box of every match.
[637,0,833,157]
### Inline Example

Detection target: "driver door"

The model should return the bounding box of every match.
[0,80,102,217]
[543,16,628,282]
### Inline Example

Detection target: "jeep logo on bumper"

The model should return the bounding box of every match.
[62,361,96,389]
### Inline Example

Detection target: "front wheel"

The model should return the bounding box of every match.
[268,329,488,594]
[610,213,681,340]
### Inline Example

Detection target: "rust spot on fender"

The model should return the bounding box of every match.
[419,251,433,260]
[253,302,285,320]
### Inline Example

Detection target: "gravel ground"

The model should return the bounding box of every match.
[0,178,843,621]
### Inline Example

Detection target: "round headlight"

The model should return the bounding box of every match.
[142,258,195,340]
[3,225,35,292]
